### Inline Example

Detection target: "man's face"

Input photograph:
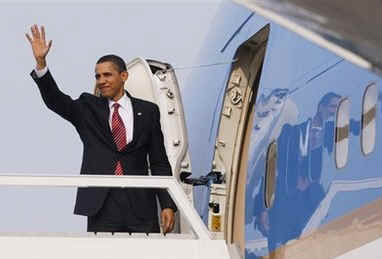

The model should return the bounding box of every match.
[95,61,128,101]
[327,97,340,117]
[320,97,340,120]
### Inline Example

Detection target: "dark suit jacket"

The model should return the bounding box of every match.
[31,70,177,219]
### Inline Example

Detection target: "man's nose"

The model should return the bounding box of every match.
[98,77,107,85]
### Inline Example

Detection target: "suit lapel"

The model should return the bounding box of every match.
[122,95,144,152]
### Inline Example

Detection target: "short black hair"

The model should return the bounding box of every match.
[96,54,127,72]
[318,92,341,111]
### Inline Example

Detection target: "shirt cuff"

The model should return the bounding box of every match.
[34,66,48,78]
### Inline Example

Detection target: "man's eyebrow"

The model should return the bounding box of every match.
[95,72,112,76]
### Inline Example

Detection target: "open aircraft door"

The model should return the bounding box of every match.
[206,26,269,250]
[203,24,300,257]
[118,57,192,182]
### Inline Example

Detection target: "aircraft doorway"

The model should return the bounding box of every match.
[209,25,270,254]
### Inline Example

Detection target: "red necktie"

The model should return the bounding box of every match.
[111,103,127,175]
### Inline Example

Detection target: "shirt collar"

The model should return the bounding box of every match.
[108,92,130,111]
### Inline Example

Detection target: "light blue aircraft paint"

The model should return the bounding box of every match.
[183,1,382,258]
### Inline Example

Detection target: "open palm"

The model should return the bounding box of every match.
[25,24,52,66]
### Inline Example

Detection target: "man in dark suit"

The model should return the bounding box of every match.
[26,24,176,233]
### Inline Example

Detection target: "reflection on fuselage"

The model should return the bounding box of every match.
[245,91,363,257]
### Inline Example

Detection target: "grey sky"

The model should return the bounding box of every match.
[0,1,221,232]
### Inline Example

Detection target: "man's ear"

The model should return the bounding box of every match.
[121,71,128,82]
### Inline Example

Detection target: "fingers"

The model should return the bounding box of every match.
[161,209,175,234]
[26,24,50,65]
[31,24,39,39]
[167,220,175,233]
[163,217,171,234]
[160,212,167,233]
[168,213,175,232]
[41,25,45,39]
[41,25,46,44]
[29,24,45,41]
[34,24,40,39]
[47,40,53,51]
[26,24,51,50]
[25,33,32,44]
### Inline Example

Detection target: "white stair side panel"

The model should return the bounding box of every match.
[0,235,231,259]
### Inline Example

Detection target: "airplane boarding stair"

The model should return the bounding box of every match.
[0,175,241,259]
[0,58,241,259]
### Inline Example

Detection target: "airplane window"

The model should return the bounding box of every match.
[335,98,350,169]
[265,141,277,208]
[361,83,378,155]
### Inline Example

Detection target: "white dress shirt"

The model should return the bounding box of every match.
[35,66,48,77]
[35,67,134,144]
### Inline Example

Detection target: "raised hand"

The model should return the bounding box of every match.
[25,24,52,70]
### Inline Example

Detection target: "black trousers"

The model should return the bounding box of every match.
[87,188,160,233]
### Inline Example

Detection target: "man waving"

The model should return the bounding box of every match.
[26,24,176,234]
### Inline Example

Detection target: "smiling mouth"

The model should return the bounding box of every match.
[99,86,110,91]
